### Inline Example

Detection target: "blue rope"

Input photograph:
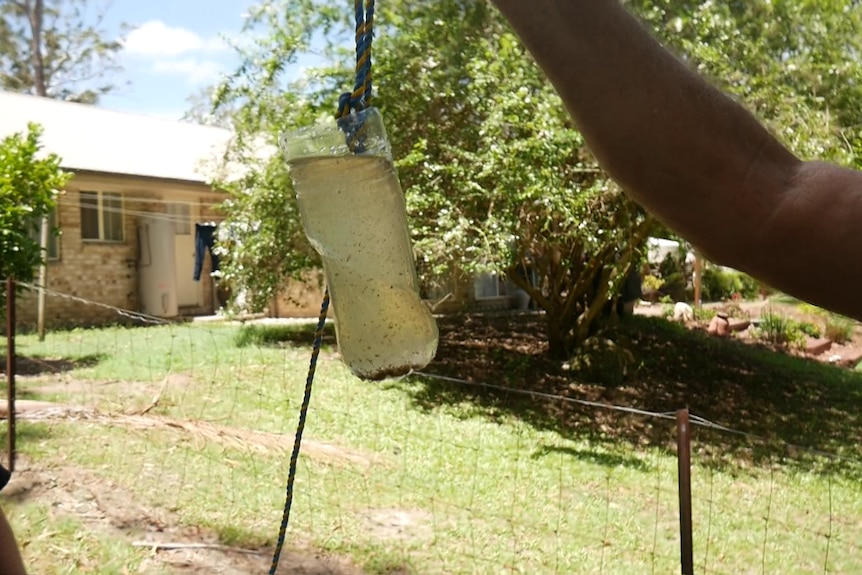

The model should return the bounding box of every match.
[269,3,375,571]
[268,290,330,575]
[337,0,375,119]
[337,0,375,152]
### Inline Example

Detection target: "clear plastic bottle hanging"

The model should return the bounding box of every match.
[281,107,438,381]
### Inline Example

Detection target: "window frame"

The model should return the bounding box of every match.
[27,207,60,261]
[80,190,124,242]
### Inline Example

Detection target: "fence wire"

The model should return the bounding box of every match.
[0,282,860,574]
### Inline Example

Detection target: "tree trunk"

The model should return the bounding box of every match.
[26,0,48,96]
[545,312,570,360]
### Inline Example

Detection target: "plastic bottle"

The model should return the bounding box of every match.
[281,107,438,380]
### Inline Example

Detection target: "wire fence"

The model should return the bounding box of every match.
[2,279,861,574]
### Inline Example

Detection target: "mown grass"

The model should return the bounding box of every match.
[1,315,861,574]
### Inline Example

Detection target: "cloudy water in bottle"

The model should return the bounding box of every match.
[289,153,438,380]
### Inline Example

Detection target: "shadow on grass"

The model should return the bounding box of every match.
[0,423,54,499]
[0,353,105,376]
[530,444,652,471]
[391,313,862,480]
[234,323,337,349]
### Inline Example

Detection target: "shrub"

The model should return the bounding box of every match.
[701,268,760,301]
[824,314,855,344]
[661,272,687,302]
[641,274,663,293]
[796,321,821,339]
[757,311,806,348]
[722,303,750,319]
[701,268,735,301]
[736,273,760,299]
[658,252,683,280]
[692,306,714,322]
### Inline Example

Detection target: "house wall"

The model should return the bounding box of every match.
[15,172,225,329]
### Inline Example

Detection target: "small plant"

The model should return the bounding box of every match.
[723,302,750,320]
[641,274,663,293]
[692,306,714,322]
[757,311,806,348]
[661,303,674,318]
[796,321,821,339]
[824,314,855,344]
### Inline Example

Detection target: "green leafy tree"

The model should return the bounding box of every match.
[206,0,350,312]
[373,1,655,355]
[0,0,124,101]
[213,0,653,355]
[0,123,70,307]
[212,0,861,356]
[181,85,237,129]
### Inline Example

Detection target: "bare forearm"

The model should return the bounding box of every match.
[491,0,801,264]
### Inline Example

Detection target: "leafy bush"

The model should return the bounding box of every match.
[701,268,734,301]
[736,273,760,299]
[756,311,806,348]
[692,306,714,322]
[824,314,855,344]
[794,304,854,343]
[658,252,683,280]
[641,274,663,293]
[0,123,69,310]
[701,267,760,301]
[661,272,687,302]
[796,321,821,339]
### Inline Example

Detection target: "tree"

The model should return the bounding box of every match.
[212,0,861,357]
[207,0,350,312]
[212,0,653,356]
[0,123,70,307]
[182,85,237,129]
[0,0,123,101]
[373,1,655,356]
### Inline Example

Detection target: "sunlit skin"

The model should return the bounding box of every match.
[492,0,862,320]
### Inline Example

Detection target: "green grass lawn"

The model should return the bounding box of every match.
[2,316,862,574]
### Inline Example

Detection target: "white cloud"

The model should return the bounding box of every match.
[125,20,227,57]
[153,59,224,85]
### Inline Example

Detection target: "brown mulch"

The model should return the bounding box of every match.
[409,312,862,475]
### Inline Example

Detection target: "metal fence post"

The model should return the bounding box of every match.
[6,276,16,472]
[677,408,694,574]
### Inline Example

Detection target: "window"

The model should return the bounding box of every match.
[167,202,191,235]
[27,207,60,260]
[80,191,123,241]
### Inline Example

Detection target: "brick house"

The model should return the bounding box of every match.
[0,91,232,328]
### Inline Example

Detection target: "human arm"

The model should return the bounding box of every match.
[491,0,862,319]
[0,507,27,575]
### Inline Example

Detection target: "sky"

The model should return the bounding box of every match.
[94,0,318,121]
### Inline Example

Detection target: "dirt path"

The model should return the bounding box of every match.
[0,400,376,575]
[3,457,370,575]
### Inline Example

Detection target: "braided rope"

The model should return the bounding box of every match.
[337,0,375,119]
[269,4,375,571]
[268,290,330,575]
